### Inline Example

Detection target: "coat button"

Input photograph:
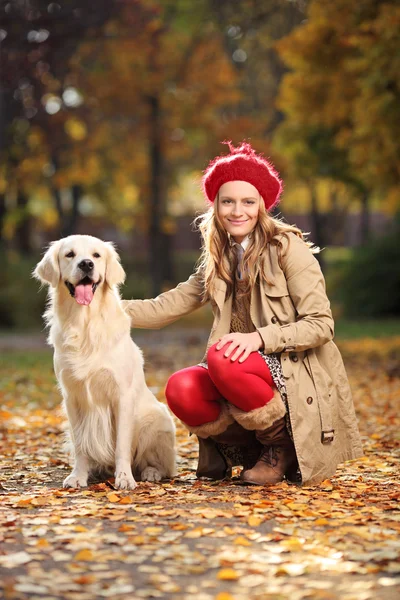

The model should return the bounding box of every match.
[290,353,298,362]
[306,397,313,405]
[271,315,279,324]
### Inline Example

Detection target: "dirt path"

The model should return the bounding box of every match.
[1,335,399,600]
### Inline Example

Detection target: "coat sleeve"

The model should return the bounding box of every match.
[121,270,204,329]
[256,235,335,353]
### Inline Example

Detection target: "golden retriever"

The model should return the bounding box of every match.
[34,234,176,490]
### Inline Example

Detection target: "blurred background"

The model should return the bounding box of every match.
[0,0,399,336]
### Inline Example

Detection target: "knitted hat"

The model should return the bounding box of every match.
[202,141,282,211]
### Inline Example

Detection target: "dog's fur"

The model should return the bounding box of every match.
[34,235,176,490]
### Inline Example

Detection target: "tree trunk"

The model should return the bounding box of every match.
[15,190,32,255]
[309,182,325,270]
[51,185,64,236]
[52,185,82,238]
[359,189,370,245]
[0,193,6,250]
[148,95,173,296]
[328,187,346,246]
[63,184,82,237]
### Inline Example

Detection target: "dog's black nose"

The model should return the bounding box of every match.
[78,259,94,273]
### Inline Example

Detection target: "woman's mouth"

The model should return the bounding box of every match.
[228,219,248,225]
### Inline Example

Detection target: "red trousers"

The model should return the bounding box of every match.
[166,343,275,427]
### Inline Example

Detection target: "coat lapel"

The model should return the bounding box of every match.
[214,277,227,313]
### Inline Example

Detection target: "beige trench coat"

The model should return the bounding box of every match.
[123,232,363,485]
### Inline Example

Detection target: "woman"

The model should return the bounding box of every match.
[122,142,363,486]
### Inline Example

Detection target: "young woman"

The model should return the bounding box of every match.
[122,142,363,486]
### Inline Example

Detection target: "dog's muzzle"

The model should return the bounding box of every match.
[65,276,101,306]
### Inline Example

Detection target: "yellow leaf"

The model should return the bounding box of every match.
[185,528,204,538]
[281,539,303,551]
[248,515,262,527]
[0,410,13,420]
[314,518,329,526]
[145,527,163,535]
[118,524,134,532]
[216,594,235,600]
[31,497,49,506]
[286,503,308,511]
[74,549,94,562]
[36,538,50,548]
[107,493,120,503]
[129,535,146,545]
[74,525,89,532]
[171,523,189,531]
[217,568,240,581]
[234,536,251,546]
[119,496,134,504]
[320,479,334,490]
[16,498,33,507]
[73,575,96,585]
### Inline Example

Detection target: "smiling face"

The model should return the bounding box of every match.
[216,180,261,243]
[58,236,107,305]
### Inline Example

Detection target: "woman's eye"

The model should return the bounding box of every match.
[93,252,101,258]
[66,251,75,258]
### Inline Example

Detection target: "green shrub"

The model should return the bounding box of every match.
[0,250,200,330]
[339,219,400,318]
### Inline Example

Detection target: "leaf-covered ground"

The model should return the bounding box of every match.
[0,330,399,600]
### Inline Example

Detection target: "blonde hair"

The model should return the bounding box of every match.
[194,195,315,301]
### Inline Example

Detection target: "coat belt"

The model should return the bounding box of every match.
[306,352,335,443]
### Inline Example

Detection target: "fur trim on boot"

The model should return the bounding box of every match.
[183,401,234,439]
[229,389,286,431]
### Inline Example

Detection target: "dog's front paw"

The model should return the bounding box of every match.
[115,470,137,490]
[63,473,88,488]
[141,466,162,482]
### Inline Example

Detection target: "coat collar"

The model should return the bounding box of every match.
[228,234,251,251]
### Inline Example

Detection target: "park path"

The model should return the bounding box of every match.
[0,331,399,600]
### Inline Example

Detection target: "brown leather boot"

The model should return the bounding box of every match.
[240,418,298,485]
[196,422,262,480]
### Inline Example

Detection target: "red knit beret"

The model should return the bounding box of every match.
[202,141,283,211]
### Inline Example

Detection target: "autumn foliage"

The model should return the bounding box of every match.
[0,330,399,598]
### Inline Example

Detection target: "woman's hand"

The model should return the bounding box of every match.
[216,332,263,363]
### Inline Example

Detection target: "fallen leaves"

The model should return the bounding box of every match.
[0,338,399,599]
[217,568,240,581]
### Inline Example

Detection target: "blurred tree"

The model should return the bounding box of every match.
[0,0,120,250]
[71,0,243,295]
[275,0,400,244]
[210,0,304,138]
[1,0,307,293]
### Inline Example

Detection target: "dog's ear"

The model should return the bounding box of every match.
[105,242,126,287]
[33,241,62,288]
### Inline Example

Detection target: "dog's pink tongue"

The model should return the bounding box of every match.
[75,284,94,306]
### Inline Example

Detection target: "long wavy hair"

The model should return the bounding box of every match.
[194,194,316,302]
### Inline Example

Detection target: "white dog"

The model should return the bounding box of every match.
[34,234,176,490]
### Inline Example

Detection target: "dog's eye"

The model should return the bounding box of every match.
[93,252,101,258]
[66,251,75,258]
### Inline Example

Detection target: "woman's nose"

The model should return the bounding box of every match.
[231,203,243,216]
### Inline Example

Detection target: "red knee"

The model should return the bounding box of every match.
[165,371,196,421]
[165,368,220,426]
[207,342,232,378]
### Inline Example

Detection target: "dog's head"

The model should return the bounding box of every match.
[34,235,126,305]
